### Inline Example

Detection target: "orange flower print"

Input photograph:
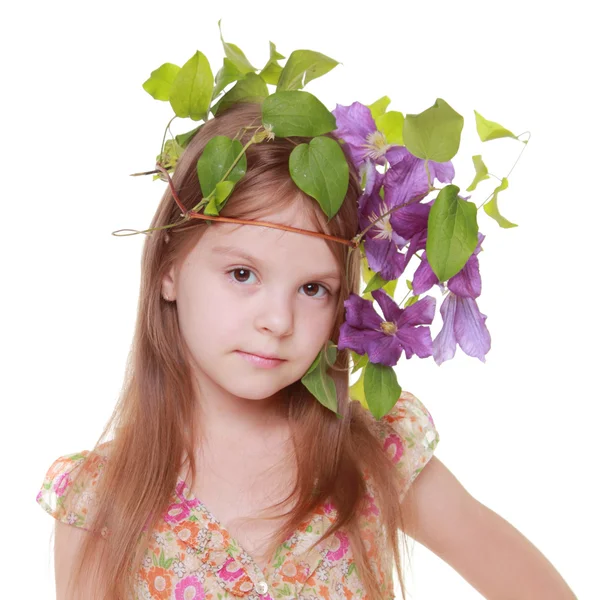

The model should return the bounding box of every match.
[173,520,201,551]
[145,566,173,599]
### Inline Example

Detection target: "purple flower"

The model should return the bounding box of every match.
[331,102,397,172]
[338,289,436,367]
[413,232,485,298]
[384,146,455,207]
[432,292,492,365]
[411,233,491,365]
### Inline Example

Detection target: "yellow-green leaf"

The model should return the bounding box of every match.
[466,155,490,192]
[218,19,256,74]
[169,51,213,121]
[143,63,181,101]
[276,49,339,91]
[349,367,368,410]
[474,110,518,142]
[259,41,286,86]
[368,96,391,120]
[375,110,404,145]
[483,177,517,228]
[404,98,464,162]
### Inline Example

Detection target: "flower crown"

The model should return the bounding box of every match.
[115,20,530,420]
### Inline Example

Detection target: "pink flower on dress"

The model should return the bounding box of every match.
[174,575,205,600]
[326,531,350,561]
[361,493,380,518]
[54,472,70,497]
[383,431,404,463]
[164,501,191,524]
[217,556,245,582]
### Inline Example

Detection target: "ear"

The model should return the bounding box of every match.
[161,263,177,301]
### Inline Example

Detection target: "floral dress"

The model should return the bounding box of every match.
[37,391,439,600]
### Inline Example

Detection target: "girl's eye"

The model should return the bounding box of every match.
[226,267,330,299]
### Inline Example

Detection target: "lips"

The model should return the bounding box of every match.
[243,351,284,361]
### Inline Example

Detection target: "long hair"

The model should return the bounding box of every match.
[64,102,413,600]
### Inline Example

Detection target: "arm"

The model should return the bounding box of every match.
[55,521,102,600]
[400,456,578,599]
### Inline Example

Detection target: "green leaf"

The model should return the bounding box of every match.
[426,184,479,282]
[262,90,336,137]
[196,136,247,199]
[204,180,236,216]
[404,98,464,162]
[169,51,214,121]
[289,136,349,220]
[350,351,369,374]
[404,295,419,308]
[213,58,244,99]
[211,72,269,116]
[363,271,388,294]
[301,341,340,415]
[466,155,490,192]
[375,111,404,145]
[276,49,339,91]
[363,362,402,419]
[175,124,203,149]
[360,256,397,300]
[259,41,286,86]
[474,110,518,142]
[142,63,181,101]
[483,177,517,228]
[218,19,256,74]
[157,139,184,170]
[349,366,368,410]
[368,96,391,120]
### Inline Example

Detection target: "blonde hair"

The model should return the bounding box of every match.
[64,102,413,599]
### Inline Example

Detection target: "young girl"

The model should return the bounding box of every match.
[36,101,577,600]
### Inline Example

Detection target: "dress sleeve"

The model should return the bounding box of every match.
[375,390,440,502]
[36,449,108,533]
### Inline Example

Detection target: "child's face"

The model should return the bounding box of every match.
[162,202,342,407]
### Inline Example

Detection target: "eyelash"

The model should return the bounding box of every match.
[225,267,331,299]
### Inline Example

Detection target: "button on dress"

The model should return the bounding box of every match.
[37,391,439,599]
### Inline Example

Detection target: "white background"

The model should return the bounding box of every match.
[2,0,597,598]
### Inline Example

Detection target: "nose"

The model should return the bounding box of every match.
[254,289,294,337]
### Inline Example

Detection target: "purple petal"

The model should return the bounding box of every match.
[394,324,434,360]
[365,333,403,366]
[412,252,439,295]
[389,201,430,240]
[384,147,455,207]
[341,293,382,331]
[364,237,408,281]
[395,295,436,328]
[453,296,491,362]
[371,289,403,323]
[448,254,482,298]
[338,323,384,357]
[332,102,377,169]
[432,293,459,366]
[429,159,455,184]
[447,232,485,298]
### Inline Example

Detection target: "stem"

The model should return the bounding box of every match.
[160,115,178,159]
[477,131,531,211]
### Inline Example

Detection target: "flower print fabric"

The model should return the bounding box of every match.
[37,390,439,599]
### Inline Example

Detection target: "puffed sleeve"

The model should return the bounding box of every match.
[36,448,108,534]
[374,390,440,502]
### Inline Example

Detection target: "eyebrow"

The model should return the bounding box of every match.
[210,244,341,282]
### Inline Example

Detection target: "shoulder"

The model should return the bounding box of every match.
[369,390,440,501]
[36,441,113,532]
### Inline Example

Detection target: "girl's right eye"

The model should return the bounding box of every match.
[227,267,256,285]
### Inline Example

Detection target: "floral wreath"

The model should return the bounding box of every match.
[113,20,530,419]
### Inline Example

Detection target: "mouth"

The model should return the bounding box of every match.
[236,350,286,368]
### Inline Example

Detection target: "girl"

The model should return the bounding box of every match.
[37,102,577,600]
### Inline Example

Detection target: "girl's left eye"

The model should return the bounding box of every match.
[226,267,330,299]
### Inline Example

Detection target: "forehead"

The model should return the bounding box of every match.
[198,204,339,273]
